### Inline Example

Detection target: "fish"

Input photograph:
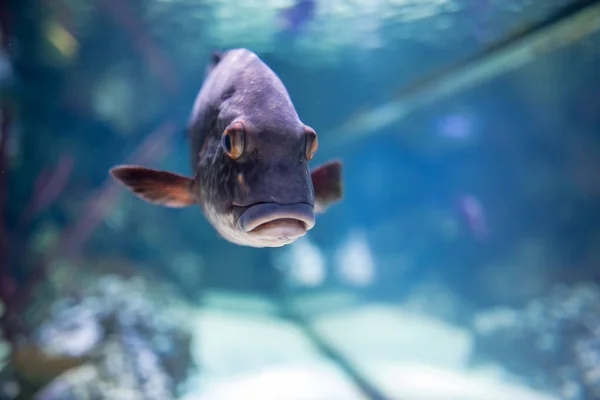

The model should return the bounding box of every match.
[456,194,488,241]
[277,0,316,35]
[109,48,343,248]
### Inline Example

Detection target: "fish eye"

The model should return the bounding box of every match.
[222,121,245,160]
[304,126,318,160]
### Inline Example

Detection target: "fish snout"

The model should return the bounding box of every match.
[235,202,315,245]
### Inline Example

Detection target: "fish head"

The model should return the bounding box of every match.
[205,118,319,247]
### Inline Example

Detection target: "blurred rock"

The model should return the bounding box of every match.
[360,363,559,400]
[34,336,174,400]
[183,291,558,400]
[185,363,367,400]
[309,303,473,370]
[472,284,600,399]
[3,273,194,399]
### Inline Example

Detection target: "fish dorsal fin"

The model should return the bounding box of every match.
[110,165,196,207]
[204,49,224,80]
[310,159,343,213]
[211,50,224,65]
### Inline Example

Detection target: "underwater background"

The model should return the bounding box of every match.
[2,0,600,399]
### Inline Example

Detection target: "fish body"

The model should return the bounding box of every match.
[110,48,342,247]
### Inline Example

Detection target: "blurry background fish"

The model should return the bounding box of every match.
[274,236,326,288]
[277,0,316,35]
[334,229,375,288]
[456,193,488,241]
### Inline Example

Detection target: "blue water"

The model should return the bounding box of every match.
[2,0,600,399]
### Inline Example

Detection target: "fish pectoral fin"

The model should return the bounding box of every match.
[310,159,343,213]
[110,165,196,208]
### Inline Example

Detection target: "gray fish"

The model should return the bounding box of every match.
[110,48,343,248]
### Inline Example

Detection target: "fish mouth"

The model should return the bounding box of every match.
[235,202,315,241]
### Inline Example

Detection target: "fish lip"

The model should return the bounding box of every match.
[235,202,315,233]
